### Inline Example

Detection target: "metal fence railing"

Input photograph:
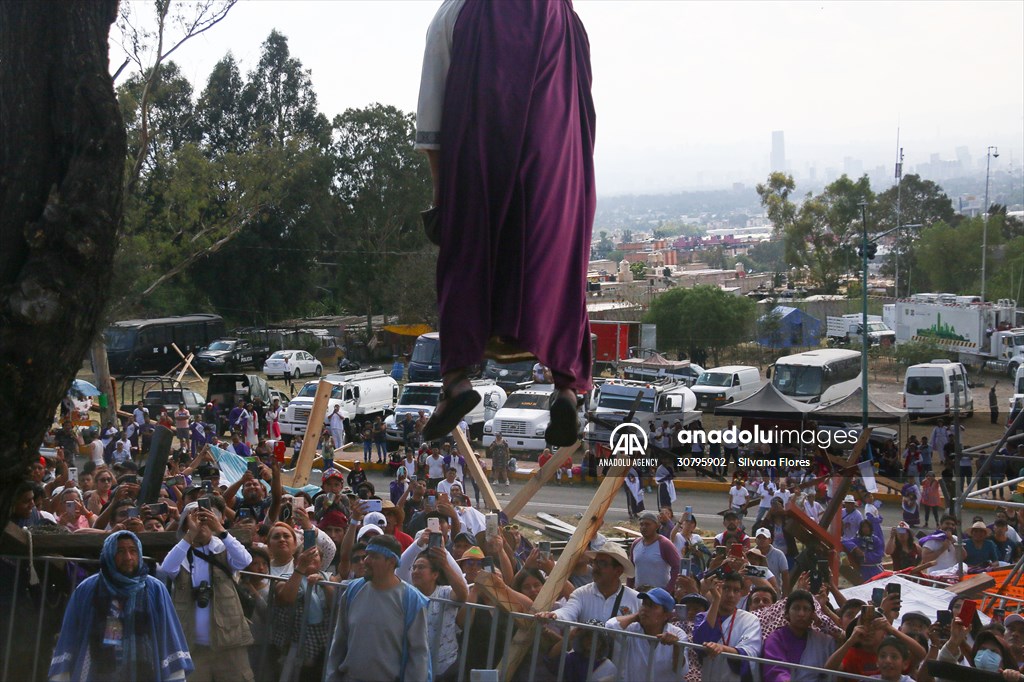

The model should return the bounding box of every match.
[1,553,972,682]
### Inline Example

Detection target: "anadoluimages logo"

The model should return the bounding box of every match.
[610,422,648,458]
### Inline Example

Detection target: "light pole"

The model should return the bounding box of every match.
[894,146,904,297]
[982,145,999,302]
[859,202,870,430]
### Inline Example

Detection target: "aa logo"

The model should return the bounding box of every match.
[610,423,648,458]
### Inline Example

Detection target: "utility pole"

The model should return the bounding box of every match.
[894,143,904,297]
[859,202,869,430]
[982,145,999,302]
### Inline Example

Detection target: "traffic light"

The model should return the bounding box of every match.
[866,242,878,260]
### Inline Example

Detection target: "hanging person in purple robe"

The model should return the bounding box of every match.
[415,0,596,445]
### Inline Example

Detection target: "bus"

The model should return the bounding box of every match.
[771,348,861,404]
[105,314,225,375]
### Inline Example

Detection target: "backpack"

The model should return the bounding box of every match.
[343,578,431,681]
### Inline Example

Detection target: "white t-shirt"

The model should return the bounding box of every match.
[729,486,749,508]
[757,482,776,508]
[923,535,959,571]
[605,619,688,681]
[426,455,446,479]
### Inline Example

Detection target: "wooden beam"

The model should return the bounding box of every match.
[500,465,629,678]
[170,342,203,380]
[174,352,196,383]
[503,443,580,520]
[452,426,501,512]
[286,380,334,487]
[818,428,871,530]
[1,522,251,557]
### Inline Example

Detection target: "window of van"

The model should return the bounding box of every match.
[411,338,440,364]
[106,329,136,351]
[907,376,944,396]
[696,372,731,387]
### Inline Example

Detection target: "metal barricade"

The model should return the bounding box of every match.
[0,554,980,682]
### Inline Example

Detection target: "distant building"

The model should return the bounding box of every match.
[756,306,823,349]
[771,131,786,173]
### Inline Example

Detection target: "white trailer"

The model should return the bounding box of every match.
[893,298,1024,376]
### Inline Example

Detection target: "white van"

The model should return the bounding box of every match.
[280,369,399,441]
[384,380,508,442]
[482,386,585,452]
[690,365,761,410]
[902,360,974,418]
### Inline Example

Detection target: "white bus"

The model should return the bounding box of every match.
[771,349,861,404]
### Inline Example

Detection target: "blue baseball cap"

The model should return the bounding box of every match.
[639,588,675,612]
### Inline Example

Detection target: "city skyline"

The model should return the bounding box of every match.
[111,0,1024,195]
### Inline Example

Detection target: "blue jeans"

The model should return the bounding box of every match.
[363,442,372,462]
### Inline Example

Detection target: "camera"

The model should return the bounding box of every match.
[193,581,213,609]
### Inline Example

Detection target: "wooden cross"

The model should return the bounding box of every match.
[170,342,203,381]
[286,379,334,487]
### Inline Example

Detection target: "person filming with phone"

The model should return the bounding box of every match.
[157,500,254,682]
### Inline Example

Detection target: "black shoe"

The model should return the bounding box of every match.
[545,393,578,447]
[422,389,481,442]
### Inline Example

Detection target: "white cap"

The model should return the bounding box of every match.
[843,495,857,504]
[357,524,384,541]
[364,512,387,528]
[755,527,772,539]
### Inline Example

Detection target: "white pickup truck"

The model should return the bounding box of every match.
[279,369,398,442]
[482,386,584,452]
[826,315,895,346]
[582,378,699,448]
[384,380,507,442]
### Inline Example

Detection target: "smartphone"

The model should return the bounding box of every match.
[428,533,443,549]
[238,508,254,519]
[67,467,78,482]
[202,480,213,493]
[482,557,495,573]
[729,543,744,558]
[122,474,138,485]
[167,475,184,486]
[680,557,692,577]
[126,507,140,518]
[958,599,978,626]
[685,505,693,521]
[486,513,499,538]
[364,499,383,514]
[936,610,953,626]
[871,587,885,607]
[427,495,437,506]
[197,497,212,510]
[539,541,551,560]
[427,517,441,534]
[714,546,727,557]
[246,457,260,476]
[150,502,169,516]
[886,583,901,597]
[303,529,317,551]
[66,501,76,514]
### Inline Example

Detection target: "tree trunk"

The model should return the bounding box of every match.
[0,1,125,532]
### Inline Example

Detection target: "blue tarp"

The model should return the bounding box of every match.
[208,444,322,499]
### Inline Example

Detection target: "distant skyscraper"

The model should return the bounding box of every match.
[770,131,785,173]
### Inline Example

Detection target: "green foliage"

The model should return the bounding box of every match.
[895,340,957,366]
[645,285,756,365]
[704,245,727,270]
[629,261,647,280]
[592,230,616,260]
[743,240,786,275]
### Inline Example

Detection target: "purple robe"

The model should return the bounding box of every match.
[437,0,596,391]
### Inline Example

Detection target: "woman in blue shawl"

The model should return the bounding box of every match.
[49,531,193,682]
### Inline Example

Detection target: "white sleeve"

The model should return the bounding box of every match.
[414,0,466,150]
[158,539,192,579]
[223,533,253,571]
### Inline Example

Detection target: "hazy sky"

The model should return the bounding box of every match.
[112,0,1024,195]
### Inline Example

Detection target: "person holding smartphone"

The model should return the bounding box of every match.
[157,501,255,681]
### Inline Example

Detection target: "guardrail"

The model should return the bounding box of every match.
[0,553,981,682]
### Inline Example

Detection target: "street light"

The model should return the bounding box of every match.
[859,201,870,429]
[982,145,999,302]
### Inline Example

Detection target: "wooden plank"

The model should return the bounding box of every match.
[537,512,578,534]
[286,380,334,487]
[945,572,996,598]
[452,426,501,512]
[1,523,251,558]
[174,353,196,383]
[500,465,629,678]
[503,442,580,520]
[170,342,203,380]
[818,428,871,530]
[613,526,642,538]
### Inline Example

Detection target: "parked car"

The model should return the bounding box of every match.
[144,388,206,417]
[194,338,270,372]
[263,350,323,379]
[269,388,291,408]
